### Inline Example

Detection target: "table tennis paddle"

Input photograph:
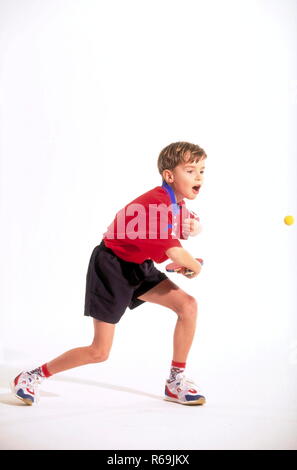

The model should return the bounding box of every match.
[165,258,204,275]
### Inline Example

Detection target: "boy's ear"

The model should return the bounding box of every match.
[162,169,174,183]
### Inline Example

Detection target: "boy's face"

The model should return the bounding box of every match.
[163,153,206,202]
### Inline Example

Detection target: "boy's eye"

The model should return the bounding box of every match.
[187,171,193,174]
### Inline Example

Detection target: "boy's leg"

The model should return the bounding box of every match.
[11,319,116,405]
[45,319,116,375]
[137,279,197,363]
[137,278,205,405]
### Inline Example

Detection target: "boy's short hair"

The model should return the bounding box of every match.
[157,141,207,179]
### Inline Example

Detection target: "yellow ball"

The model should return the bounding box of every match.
[284,215,294,225]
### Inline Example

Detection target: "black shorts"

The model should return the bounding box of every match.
[84,240,169,324]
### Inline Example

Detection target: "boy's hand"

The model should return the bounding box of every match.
[165,246,202,278]
[182,218,202,238]
[177,267,200,279]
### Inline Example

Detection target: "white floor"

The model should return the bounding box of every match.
[1,350,296,450]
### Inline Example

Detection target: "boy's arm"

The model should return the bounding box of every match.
[165,246,202,275]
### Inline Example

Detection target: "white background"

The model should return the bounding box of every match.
[0,0,296,450]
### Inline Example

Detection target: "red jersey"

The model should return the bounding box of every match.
[103,181,200,263]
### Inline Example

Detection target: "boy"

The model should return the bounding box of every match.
[11,141,207,406]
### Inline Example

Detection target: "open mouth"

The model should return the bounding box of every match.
[192,185,200,194]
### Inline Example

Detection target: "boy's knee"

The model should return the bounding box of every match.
[177,296,198,319]
[89,347,110,363]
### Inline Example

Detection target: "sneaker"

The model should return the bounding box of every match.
[164,373,206,405]
[10,371,43,405]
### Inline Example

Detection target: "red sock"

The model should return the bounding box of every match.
[28,363,52,378]
[41,363,52,377]
[169,360,186,382]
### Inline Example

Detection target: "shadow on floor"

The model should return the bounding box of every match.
[52,374,162,400]
[0,363,162,406]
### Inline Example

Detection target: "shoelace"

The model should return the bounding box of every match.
[20,373,43,391]
[176,374,198,391]
[28,373,44,384]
